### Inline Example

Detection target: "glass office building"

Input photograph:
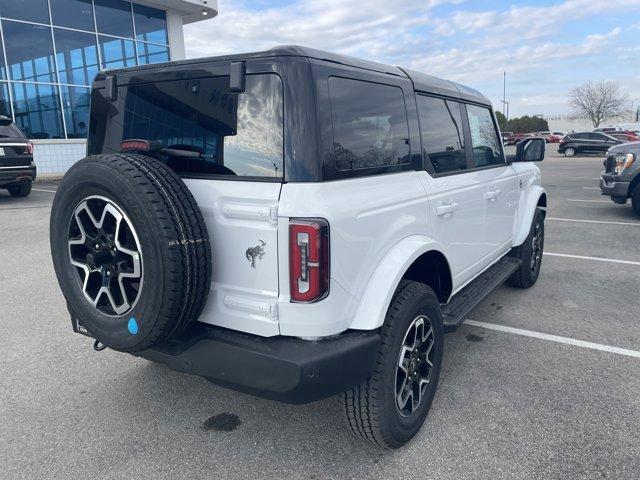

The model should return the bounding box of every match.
[0,0,217,173]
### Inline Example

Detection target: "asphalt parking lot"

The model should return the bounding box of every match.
[1,151,639,480]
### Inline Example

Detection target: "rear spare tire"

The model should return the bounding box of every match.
[50,153,212,352]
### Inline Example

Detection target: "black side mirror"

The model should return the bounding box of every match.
[508,137,545,162]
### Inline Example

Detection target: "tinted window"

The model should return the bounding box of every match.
[110,74,283,178]
[3,21,56,83]
[94,0,134,38]
[50,0,95,31]
[0,82,10,116]
[54,29,100,86]
[587,132,605,141]
[466,104,503,168]
[0,0,50,23]
[327,77,410,172]
[133,4,168,45]
[569,133,586,140]
[0,118,25,138]
[417,95,466,174]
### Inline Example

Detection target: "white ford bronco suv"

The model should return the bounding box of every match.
[50,46,547,449]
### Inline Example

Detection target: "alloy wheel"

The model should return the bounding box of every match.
[68,196,143,316]
[395,315,435,417]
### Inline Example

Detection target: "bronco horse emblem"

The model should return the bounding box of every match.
[245,240,266,268]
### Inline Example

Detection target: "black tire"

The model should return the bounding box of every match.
[507,209,544,288]
[632,185,640,217]
[8,181,31,197]
[341,280,444,449]
[50,153,212,352]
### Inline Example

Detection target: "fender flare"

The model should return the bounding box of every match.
[513,185,547,247]
[349,235,450,331]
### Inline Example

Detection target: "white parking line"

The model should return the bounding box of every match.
[567,198,610,203]
[32,188,57,193]
[464,319,640,359]
[544,252,640,266]
[547,217,640,226]
[582,187,600,190]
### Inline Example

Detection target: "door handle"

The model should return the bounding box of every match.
[484,189,501,201]
[436,202,458,217]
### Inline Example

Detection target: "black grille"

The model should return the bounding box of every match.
[605,156,615,173]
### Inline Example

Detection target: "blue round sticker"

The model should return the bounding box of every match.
[127,317,139,335]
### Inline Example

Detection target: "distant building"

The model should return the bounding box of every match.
[0,0,218,175]
[543,110,636,133]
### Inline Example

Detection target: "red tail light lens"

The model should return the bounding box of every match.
[121,139,151,151]
[289,219,329,303]
[26,141,33,155]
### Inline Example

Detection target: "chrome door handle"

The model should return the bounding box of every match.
[436,202,458,217]
[484,189,501,201]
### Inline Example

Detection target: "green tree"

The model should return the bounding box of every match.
[506,115,549,133]
[495,110,507,131]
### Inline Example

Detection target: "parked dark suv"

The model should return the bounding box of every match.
[600,141,640,216]
[558,131,623,157]
[0,116,35,197]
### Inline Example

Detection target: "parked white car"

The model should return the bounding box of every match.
[50,46,547,449]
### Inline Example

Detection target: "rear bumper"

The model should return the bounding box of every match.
[135,323,380,404]
[600,175,630,199]
[0,166,36,187]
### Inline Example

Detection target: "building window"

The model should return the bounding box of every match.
[137,43,169,65]
[0,0,50,24]
[3,22,57,84]
[99,35,136,69]
[61,85,90,138]
[54,29,100,86]
[12,82,64,139]
[94,0,134,38]
[50,0,96,31]
[0,0,171,140]
[133,3,168,45]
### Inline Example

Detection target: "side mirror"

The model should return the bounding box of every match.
[508,137,545,163]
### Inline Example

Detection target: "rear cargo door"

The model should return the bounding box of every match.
[95,71,285,336]
[0,117,32,170]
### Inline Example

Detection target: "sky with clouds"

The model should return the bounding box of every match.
[184,0,640,117]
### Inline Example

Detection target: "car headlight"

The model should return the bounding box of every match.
[614,153,635,174]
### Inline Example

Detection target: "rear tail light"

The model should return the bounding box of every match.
[26,141,33,155]
[289,219,329,303]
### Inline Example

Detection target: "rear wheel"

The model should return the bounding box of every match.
[341,280,444,449]
[507,209,544,288]
[632,185,640,217]
[564,147,575,157]
[8,181,31,197]
[50,153,212,352]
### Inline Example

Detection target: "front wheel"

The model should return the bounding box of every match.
[564,147,575,157]
[341,280,444,449]
[8,181,31,197]
[507,209,545,288]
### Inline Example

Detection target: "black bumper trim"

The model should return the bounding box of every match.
[135,323,380,404]
[0,167,36,186]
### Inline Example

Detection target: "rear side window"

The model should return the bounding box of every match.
[327,77,410,173]
[465,104,504,168]
[417,95,466,174]
[110,74,284,179]
[0,119,26,138]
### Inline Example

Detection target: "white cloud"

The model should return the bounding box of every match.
[183,0,640,116]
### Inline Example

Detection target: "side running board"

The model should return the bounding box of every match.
[442,256,521,333]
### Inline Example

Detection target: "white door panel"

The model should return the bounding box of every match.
[183,178,282,336]
[417,171,484,288]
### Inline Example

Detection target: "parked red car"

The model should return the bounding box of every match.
[609,131,640,142]
[505,133,535,146]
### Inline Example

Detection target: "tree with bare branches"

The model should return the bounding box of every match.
[569,80,629,128]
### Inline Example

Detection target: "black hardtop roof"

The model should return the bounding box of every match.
[98,45,491,106]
